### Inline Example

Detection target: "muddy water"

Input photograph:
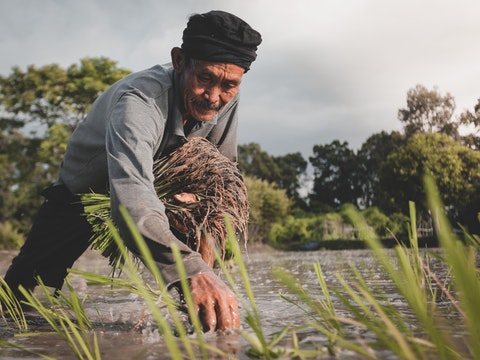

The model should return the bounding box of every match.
[0,247,457,359]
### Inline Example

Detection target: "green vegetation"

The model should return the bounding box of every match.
[0,58,131,236]
[1,177,480,359]
[82,137,249,272]
[0,221,24,249]
[269,206,410,249]
[244,176,292,243]
[1,57,480,357]
[1,58,480,249]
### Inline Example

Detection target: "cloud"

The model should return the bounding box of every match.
[1,0,479,159]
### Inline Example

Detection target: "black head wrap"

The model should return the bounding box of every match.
[181,10,262,72]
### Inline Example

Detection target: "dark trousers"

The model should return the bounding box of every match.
[3,185,93,294]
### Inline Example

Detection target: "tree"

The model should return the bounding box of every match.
[0,57,130,130]
[356,131,405,208]
[308,140,360,211]
[64,57,131,128]
[238,143,280,181]
[0,58,131,235]
[0,125,45,232]
[0,127,25,223]
[38,123,71,183]
[238,143,307,205]
[460,98,480,150]
[0,63,68,131]
[272,152,308,205]
[398,84,458,138]
[377,133,480,233]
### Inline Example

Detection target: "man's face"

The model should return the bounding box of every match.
[177,58,245,122]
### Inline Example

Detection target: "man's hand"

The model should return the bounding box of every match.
[174,191,239,331]
[189,271,240,332]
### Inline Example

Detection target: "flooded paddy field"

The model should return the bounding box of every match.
[0,246,463,359]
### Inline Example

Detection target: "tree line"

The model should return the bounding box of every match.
[1,58,480,248]
[240,84,480,246]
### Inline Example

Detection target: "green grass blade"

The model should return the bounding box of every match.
[0,277,28,330]
[424,174,480,359]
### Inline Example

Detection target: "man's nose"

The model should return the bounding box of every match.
[204,86,221,104]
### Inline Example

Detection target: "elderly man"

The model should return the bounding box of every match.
[3,10,261,332]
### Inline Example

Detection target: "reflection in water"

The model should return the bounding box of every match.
[0,247,457,359]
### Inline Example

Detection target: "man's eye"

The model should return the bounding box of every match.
[198,75,211,83]
[223,82,238,91]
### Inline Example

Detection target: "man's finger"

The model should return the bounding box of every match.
[230,302,241,329]
[173,192,198,204]
[199,303,217,332]
[215,295,240,330]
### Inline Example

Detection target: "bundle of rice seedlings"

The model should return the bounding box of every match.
[81,137,250,272]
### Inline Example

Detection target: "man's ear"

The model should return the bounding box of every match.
[171,47,185,73]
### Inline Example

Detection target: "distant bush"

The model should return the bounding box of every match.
[244,176,292,243]
[362,207,408,238]
[268,212,360,249]
[268,207,410,249]
[269,216,317,248]
[0,221,24,249]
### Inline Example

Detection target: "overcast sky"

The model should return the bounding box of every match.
[1,0,479,159]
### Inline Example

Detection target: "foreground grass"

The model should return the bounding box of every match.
[1,176,479,359]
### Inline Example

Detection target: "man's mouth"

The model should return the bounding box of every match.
[191,98,223,112]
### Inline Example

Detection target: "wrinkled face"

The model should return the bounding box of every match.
[172,49,245,122]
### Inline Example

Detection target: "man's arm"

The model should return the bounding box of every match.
[105,90,211,284]
[105,91,240,331]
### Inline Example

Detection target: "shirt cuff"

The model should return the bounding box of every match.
[160,253,213,287]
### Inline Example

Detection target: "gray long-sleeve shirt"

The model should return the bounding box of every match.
[57,64,239,285]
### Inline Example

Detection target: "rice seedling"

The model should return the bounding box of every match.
[424,174,480,359]
[343,206,456,359]
[0,137,248,359]
[11,208,225,360]
[0,276,28,330]
[98,211,197,360]
[82,136,249,273]
[206,218,331,359]
[269,176,478,360]
[272,265,372,358]
[2,169,479,360]
[213,219,291,359]
[16,277,101,360]
[102,207,228,359]
[75,136,251,358]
